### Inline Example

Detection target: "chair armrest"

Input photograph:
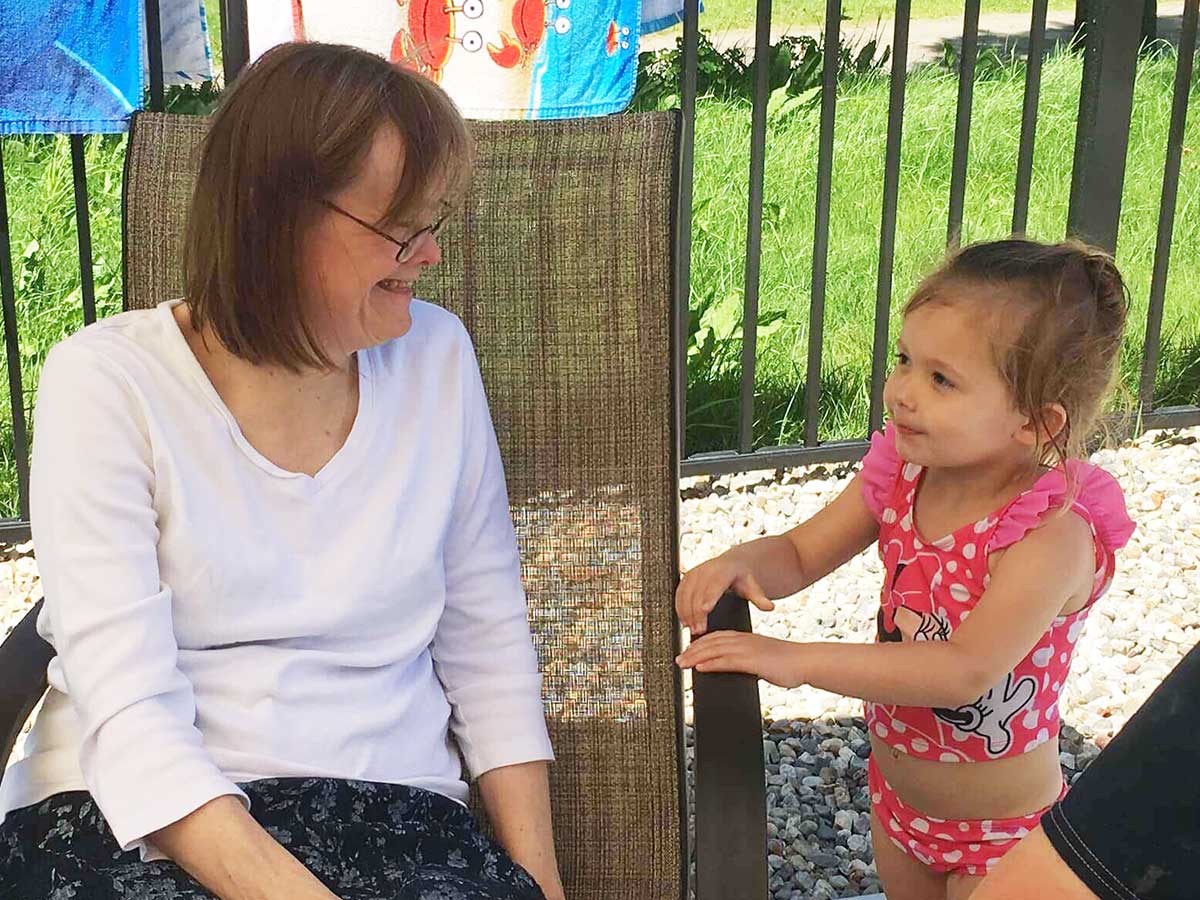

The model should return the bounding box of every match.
[692,591,767,900]
[0,598,53,788]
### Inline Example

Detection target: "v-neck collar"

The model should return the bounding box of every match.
[157,299,376,492]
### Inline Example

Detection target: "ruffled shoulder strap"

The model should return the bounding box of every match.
[987,460,1135,555]
[859,423,907,521]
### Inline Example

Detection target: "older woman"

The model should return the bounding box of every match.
[0,43,561,900]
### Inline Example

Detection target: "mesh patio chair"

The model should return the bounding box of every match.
[0,111,767,899]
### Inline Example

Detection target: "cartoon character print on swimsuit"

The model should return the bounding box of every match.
[878,556,1036,763]
[877,579,1038,757]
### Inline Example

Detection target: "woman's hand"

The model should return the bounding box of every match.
[675,632,806,688]
[477,762,563,900]
[150,795,344,900]
[527,868,565,900]
[675,552,775,637]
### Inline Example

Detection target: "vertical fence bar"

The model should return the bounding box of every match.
[1140,0,1198,412]
[220,0,253,83]
[145,0,165,111]
[868,0,911,436]
[1012,0,1049,235]
[70,137,98,327]
[0,146,30,521]
[804,0,842,448]
[1066,0,1141,253]
[947,0,981,248]
[676,0,700,465]
[738,0,774,454]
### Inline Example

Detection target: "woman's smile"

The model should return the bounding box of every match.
[375,277,413,296]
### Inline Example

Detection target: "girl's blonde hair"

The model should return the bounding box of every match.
[905,238,1129,472]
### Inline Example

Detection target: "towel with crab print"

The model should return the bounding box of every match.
[245,0,638,118]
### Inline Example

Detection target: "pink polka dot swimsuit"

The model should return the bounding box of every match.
[858,424,1134,875]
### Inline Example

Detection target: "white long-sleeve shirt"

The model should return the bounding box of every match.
[0,299,553,858]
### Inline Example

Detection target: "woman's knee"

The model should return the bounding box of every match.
[971,827,1098,900]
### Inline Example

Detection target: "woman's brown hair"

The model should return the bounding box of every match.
[905,238,1129,473]
[183,42,473,370]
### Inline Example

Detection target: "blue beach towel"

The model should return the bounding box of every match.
[0,0,145,134]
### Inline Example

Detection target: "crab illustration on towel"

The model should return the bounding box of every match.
[605,20,630,55]
[390,0,485,81]
[487,0,573,68]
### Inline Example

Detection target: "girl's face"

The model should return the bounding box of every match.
[883,301,1031,471]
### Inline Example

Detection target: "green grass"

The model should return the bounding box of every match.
[0,44,1195,515]
[683,0,1076,39]
[205,0,224,74]
[0,134,127,515]
[686,46,1200,453]
[0,3,226,519]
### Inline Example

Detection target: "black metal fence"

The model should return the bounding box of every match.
[675,0,1200,476]
[0,0,1196,545]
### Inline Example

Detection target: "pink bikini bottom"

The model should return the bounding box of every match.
[868,755,1067,877]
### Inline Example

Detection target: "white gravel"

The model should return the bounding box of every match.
[0,541,40,647]
[680,426,1200,746]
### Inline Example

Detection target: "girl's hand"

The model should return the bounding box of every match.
[675,632,805,688]
[675,553,775,636]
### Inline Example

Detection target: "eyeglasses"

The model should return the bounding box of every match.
[323,200,448,264]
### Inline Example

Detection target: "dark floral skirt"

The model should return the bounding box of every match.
[0,777,546,900]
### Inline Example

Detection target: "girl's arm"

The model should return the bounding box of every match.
[677,474,880,635]
[679,509,1096,708]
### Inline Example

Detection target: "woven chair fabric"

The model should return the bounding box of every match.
[123,111,685,900]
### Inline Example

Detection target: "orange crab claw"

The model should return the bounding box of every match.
[391,28,419,66]
[292,0,306,39]
[487,31,523,68]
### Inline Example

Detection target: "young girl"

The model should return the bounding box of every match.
[675,239,1135,900]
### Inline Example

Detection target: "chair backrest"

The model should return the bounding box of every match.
[123,111,687,900]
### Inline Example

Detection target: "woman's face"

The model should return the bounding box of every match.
[301,125,442,361]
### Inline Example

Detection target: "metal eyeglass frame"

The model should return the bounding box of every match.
[323,200,449,264]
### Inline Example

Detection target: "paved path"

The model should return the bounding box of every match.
[639,2,1188,68]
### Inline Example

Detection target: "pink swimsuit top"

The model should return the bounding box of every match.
[860,424,1135,763]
